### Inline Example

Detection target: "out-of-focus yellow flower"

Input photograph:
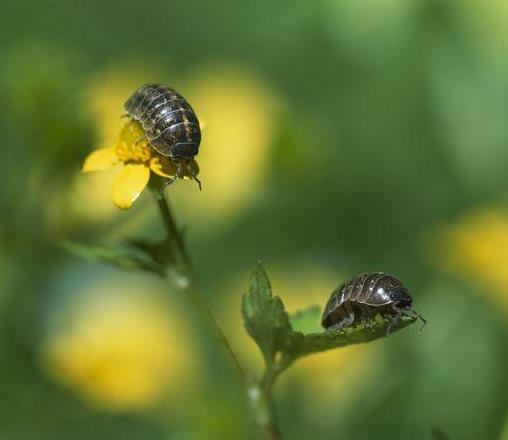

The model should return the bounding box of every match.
[459,0,508,58]
[83,119,199,209]
[223,264,379,414]
[429,206,508,320]
[170,67,281,231]
[67,170,121,224]
[85,62,164,146]
[40,278,198,412]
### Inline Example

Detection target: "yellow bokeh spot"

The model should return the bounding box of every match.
[40,279,198,412]
[84,62,165,146]
[428,206,508,321]
[67,170,121,225]
[171,67,282,230]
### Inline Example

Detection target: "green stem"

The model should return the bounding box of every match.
[152,189,246,382]
[248,364,283,440]
[153,188,286,439]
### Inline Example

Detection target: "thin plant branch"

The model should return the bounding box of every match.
[152,189,246,383]
[152,189,284,439]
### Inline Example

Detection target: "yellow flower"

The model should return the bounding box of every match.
[428,206,508,321]
[81,62,280,228]
[39,278,199,412]
[83,119,199,209]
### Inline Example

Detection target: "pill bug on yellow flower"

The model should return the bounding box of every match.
[321,272,426,334]
[124,84,202,189]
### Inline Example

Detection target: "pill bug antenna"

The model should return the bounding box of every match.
[193,175,202,191]
[397,306,427,332]
[412,308,427,332]
[185,161,202,191]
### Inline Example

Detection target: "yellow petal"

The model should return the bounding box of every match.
[149,157,176,178]
[83,147,119,172]
[112,164,150,209]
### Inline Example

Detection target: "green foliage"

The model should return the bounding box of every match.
[241,262,293,364]
[3,0,508,437]
[62,240,166,276]
[243,263,416,370]
[289,306,322,334]
[63,224,187,278]
[286,315,415,360]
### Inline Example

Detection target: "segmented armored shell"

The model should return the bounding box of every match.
[124,84,201,159]
[321,272,413,330]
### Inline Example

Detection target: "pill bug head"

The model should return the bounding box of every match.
[321,284,346,329]
[171,142,200,160]
[379,276,413,308]
[164,157,202,191]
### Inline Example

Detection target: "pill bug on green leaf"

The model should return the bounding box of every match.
[321,272,426,334]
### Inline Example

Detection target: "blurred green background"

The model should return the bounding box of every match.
[1,0,508,439]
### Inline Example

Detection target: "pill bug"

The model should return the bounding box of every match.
[124,83,201,188]
[321,272,426,334]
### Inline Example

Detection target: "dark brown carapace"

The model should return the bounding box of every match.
[124,83,201,187]
[321,272,425,334]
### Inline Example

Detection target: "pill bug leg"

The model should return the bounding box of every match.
[326,316,350,333]
[405,308,427,332]
[186,162,202,190]
[359,314,374,331]
[361,306,376,331]
[160,175,178,193]
[385,307,404,336]
[159,160,202,192]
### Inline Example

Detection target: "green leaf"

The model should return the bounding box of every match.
[289,306,322,334]
[285,315,416,361]
[125,237,174,267]
[62,240,166,276]
[241,263,419,371]
[241,262,293,364]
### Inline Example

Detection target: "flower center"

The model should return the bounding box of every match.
[114,120,153,164]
